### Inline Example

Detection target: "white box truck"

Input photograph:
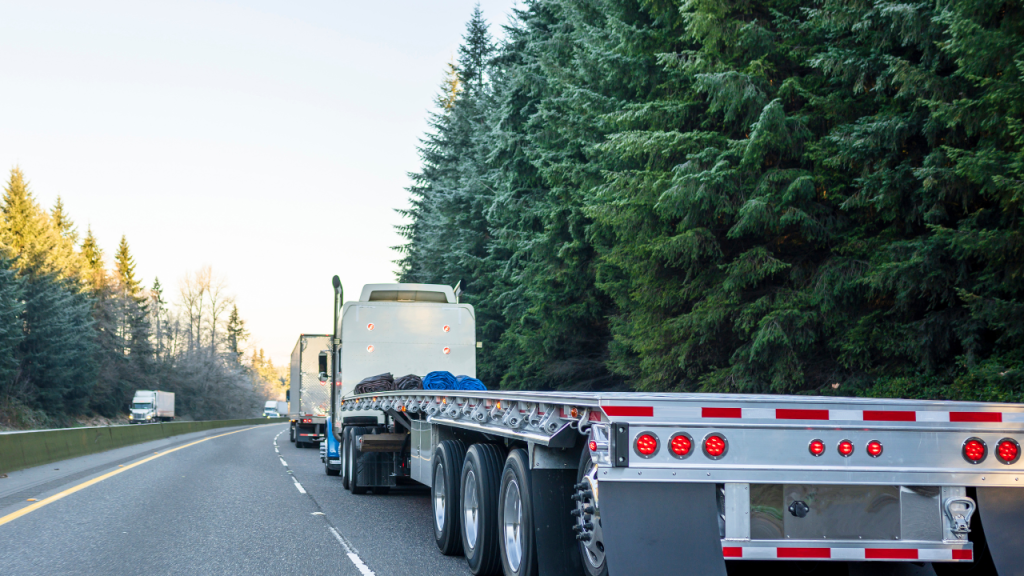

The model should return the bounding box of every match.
[288,334,331,448]
[129,390,174,424]
[323,280,1024,576]
[263,400,287,418]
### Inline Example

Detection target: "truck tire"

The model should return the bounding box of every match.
[461,444,504,575]
[341,427,353,490]
[290,424,296,443]
[348,426,371,495]
[498,448,538,576]
[575,449,607,576]
[432,439,467,556]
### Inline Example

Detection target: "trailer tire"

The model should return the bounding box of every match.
[576,449,607,576]
[461,444,504,576]
[341,427,353,490]
[498,448,538,576]
[348,426,371,495]
[432,439,467,556]
[289,423,296,443]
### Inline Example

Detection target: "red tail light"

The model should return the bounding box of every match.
[808,439,825,457]
[635,433,658,456]
[838,440,854,457]
[996,438,1020,464]
[962,438,987,463]
[703,434,727,459]
[866,440,883,457]
[589,440,597,452]
[670,434,692,457]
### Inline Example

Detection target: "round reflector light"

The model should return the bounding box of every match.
[808,439,825,457]
[635,433,658,457]
[996,438,1020,464]
[443,325,450,333]
[703,434,727,459]
[589,440,597,452]
[866,440,883,458]
[670,434,692,458]
[962,438,987,464]
[838,440,854,457]
[367,323,374,331]
[443,347,451,355]
[366,345,374,353]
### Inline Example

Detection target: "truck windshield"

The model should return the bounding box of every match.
[132,403,152,409]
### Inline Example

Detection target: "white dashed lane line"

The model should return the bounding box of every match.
[330,528,376,576]
[272,425,375,574]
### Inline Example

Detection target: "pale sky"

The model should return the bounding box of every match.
[0,0,518,365]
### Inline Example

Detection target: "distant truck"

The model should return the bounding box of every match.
[288,334,331,448]
[129,390,174,424]
[263,400,287,418]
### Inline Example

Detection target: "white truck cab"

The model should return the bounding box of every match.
[129,390,175,424]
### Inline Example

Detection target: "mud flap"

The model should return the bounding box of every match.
[976,487,1024,576]
[600,481,726,576]
[531,469,583,576]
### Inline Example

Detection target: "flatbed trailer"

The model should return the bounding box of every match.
[325,281,1024,575]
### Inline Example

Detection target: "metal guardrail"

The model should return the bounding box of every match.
[0,417,288,474]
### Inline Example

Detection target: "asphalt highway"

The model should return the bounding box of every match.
[0,423,470,576]
[0,423,943,576]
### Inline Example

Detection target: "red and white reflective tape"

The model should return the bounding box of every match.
[600,405,1023,423]
[721,545,972,561]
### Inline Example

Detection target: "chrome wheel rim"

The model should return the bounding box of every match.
[502,478,523,571]
[463,470,479,550]
[434,463,446,532]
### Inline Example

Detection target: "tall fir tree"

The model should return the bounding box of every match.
[225,304,249,363]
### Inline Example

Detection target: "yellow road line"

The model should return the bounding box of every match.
[0,425,261,527]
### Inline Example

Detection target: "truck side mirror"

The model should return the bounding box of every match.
[318,351,328,375]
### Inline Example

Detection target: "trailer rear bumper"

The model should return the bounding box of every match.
[721,541,973,561]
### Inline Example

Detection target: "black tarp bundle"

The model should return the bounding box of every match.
[353,373,424,394]
[354,373,394,394]
[395,374,423,390]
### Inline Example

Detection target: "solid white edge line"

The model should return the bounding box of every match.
[329,527,375,576]
[293,481,305,494]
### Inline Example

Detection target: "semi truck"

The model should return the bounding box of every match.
[128,390,174,424]
[263,400,287,418]
[322,279,1024,575]
[288,334,331,448]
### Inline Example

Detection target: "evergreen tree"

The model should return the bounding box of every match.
[19,273,98,415]
[0,257,25,400]
[397,0,1023,400]
[150,277,168,360]
[115,235,141,297]
[225,304,249,362]
[80,227,104,290]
